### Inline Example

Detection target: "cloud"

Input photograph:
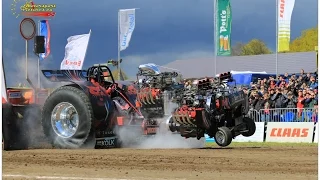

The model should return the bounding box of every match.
[3,49,55,87]
[2,0,317,80]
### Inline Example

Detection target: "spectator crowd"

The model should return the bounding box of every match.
[243,69,318,122]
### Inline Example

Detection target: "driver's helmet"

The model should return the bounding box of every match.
[90,68,99,82]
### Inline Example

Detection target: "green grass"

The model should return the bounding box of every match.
[205,141,319,148]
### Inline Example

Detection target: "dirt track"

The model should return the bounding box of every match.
[2,145,318,180]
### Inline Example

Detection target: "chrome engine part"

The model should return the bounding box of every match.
[136,64,184,118]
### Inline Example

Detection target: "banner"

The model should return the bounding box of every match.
[39,20,51,60]
[233,122,265,142]
[314,123,318,143]
[1,60,7,103]
[266,122,314,143]
[60,30,91,70]
[119,9,135,51]
[216,0,232,56]
[277,0,295,52]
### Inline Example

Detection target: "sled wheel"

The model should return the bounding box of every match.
[42,86,94,149]
[241,117,256,137]
[214,126,232,147]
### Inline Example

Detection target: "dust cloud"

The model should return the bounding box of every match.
[5,55,62,149]
[116,101,206,149]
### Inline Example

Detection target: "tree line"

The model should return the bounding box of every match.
[231,26,318,56]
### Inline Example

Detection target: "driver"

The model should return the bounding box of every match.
[90,68,116,95]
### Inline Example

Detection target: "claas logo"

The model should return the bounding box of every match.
[270,128,309,137]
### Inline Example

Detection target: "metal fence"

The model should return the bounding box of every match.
[248,108,318,122]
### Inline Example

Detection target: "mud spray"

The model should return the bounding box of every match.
[116,101,206,149]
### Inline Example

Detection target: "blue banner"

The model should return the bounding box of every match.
[39,20,51,60]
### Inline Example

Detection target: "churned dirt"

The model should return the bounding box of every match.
[2,145,318,180]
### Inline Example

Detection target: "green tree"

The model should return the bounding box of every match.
[289,27,318,52]
[111,69,128,80]
[231,42,245,56]
[241,39,272,55]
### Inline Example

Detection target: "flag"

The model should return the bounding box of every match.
[119,9,136,51]
[1,58,7,103]
[60,30,91,70]
[39,20,51,60]
[216,0,232,56]
[277,0,295,52]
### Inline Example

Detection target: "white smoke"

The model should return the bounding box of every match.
[116,101,206,149]
[4,55,62,149]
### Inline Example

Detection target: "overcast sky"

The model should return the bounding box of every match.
[2,0,318,85]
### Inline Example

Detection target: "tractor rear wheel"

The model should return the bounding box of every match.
[241,117,256,137]
[42,86,94,149]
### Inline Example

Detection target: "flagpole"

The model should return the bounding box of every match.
[38,20,41,89]
[81,29,92,70]
[118,10,121,81]
[276,0,278,76]
[213,0,217,76]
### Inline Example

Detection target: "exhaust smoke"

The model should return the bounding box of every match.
[116,101,205,149]
[9,56,61,149]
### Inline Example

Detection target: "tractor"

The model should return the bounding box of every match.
[167,72,256,147]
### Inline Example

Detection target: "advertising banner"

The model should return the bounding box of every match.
[119,9,136,51]
[39,20,51,60]
[314,123,318,143]
[60,31,91,70]
[277,0,295,52]
[266,122,314,143]
[1,61,7,103]
[233,122,265,142]
[216,0,232,56]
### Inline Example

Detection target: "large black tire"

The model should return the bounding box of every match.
[214,126,233,147]
[241,117,256,137]
[41,86,94,149]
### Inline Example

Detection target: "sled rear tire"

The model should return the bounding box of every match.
[41,86,94,149]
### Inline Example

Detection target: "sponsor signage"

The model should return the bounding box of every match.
[233,122,265,142]
[8,92,22,98]
[95,137,117,148]
[266,122,314,143]
[314,123,319,143]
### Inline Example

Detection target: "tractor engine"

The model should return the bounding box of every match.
[168,72,248,139]
[136,64,183,119]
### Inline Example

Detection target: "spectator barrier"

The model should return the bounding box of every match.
[248,108,317,122]
[205,122,319,143]
[205,108,319,143]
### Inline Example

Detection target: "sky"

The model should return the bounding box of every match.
[2,0,318,86]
